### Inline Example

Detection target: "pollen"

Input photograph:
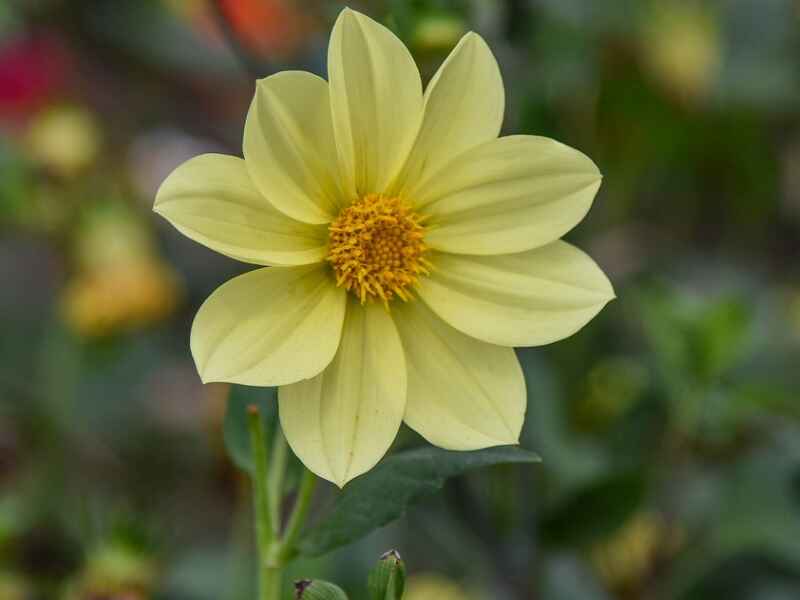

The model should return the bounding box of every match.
[326,193,431,306]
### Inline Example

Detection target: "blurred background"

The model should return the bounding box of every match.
[1,0,799,598]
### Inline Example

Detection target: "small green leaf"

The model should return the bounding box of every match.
[299,446,540,556]
[368,550,406,600]
[294,579,349,600]
[222,384,277,473]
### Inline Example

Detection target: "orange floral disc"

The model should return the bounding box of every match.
[326,193,432,305]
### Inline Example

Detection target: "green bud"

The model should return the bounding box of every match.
[368,549,406,600]
[294,579,349,600]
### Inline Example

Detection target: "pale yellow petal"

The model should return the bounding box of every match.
[190,265,345,386]
[409,135,602,255]
[395,32,504,195]
[419,241,615,347]
[154,154,328,266]
[392,300,525,450]
[279,299,406,487]
[243,71,342,224]
[328,8,423,198]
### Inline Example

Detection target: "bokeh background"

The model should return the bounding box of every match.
[2,0,800,599]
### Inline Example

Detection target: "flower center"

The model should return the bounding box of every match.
[327,193,430,305]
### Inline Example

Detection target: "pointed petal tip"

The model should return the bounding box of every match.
[196,362,220,385]
[326,466,349,488]
[334,467,367,488]
[600,274,616,302]
[450,31,492,57]
[496,423,522,448]
[152,187,166,211]
[338,6,359,21]
[462,30,486,45]
[461,31,491,56]
[312,463,350,489]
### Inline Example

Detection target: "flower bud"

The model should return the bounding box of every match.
[368,550,406,600]
[294,579,349,600]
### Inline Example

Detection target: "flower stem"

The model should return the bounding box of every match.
[276,468,317,563]
[246,405,277,600]
[247,405,318,600]
[262,566,282,600]
[268,429,288,534]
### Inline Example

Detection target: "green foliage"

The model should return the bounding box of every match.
[665,434,800,598]
[299,446,541,557]
[639,288,752,386]
[223,385,277,473]
[541,470,647,546]
[295,579,350,600]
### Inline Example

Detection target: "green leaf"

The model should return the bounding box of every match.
[294,580,349,600]
[298,446,540,557]
[222,384,277,473]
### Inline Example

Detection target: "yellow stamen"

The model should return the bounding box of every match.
[327,193,429,306]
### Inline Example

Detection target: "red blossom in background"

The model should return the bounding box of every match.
[0,34,71,120]
[216,0,313,57]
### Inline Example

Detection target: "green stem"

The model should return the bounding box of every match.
[262,567,282,600]
[246,406,277,600]
[247,406,318,600]
[276,468,317,563]
[268,429,288,534]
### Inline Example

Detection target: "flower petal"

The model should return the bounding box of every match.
[155,154,328,266]
[279,299,406,487]
[190,265,346,386]
[419,241,615,347]
[392,300,525,450]
[243,71,342,224]
[409,135,602,255]
[396,32,504,194]
[328,8,423,198]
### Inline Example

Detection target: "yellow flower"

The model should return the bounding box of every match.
[61,203,182,337]
[61,258,181,337]
[154,8,614,486]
